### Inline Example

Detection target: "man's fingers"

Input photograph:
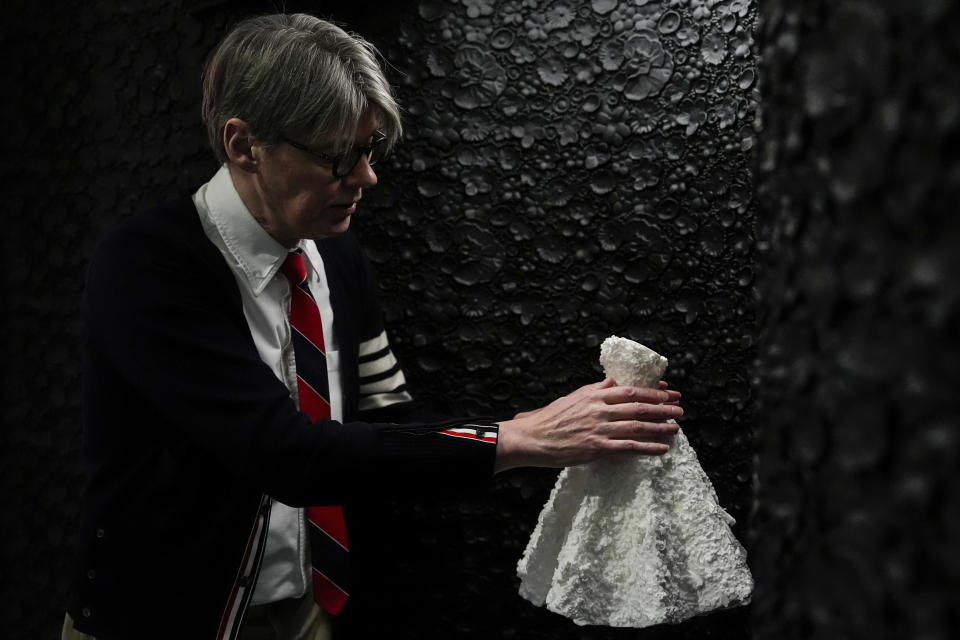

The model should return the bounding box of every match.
[599,385,671,405]
[605,438,670,456]
[605,401,683,422]
[581,377,616,393]
[608,419,680,440]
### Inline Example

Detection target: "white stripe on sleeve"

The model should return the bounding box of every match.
[359,369,408,396]
[358,330,390,358]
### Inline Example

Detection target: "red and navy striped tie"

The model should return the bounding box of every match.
[281,250,351,616]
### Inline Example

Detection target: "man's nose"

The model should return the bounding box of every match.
[344,154,377,189]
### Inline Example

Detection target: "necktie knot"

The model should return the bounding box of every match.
[281,251,307,285]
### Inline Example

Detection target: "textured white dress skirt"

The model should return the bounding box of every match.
[517,337,753,627]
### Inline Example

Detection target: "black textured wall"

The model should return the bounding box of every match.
[4,0,756,638]
[751,1,960,639]
[357,1,757,638]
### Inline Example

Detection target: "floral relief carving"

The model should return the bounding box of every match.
[620,31,675,101]
[453,45,508,109]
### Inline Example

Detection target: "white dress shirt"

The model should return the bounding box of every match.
[192,165,343,605]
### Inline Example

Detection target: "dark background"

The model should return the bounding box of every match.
[1,0,956,639]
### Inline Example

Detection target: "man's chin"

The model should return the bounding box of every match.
[313,214,352,239]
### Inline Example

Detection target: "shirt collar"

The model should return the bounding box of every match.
[203,165,301,295]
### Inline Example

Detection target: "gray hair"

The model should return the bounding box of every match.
[201,13,402,164]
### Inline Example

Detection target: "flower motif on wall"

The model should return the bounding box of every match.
[716,95,741,129]
[692,2,712,21]
[460,117,489,141]
[677,25,701,46]
[510,42,538,64]
[731,28,753,58]
[664,76,691,104]
[701,31,727,65]
[522,14,550,41]
[726,0,750,17]
[460,292,495,318]
[497,86,524,116]
[535,233,568,264]
[510,117,546,149]
[571,22,601,46]
[658,10,682,34]
[545,2,575,30]
[632,159,661,190]
[676,97,708,135]
[540,177,573,208]
[453,45,508,109]
[599,38,625,71]
[592,106,631,145]
[591,0,618,15]
[552,96,571,114]
[537,55,570,86]
[461,0,494,18]
[417,0,445,22]
[460,168,493,195]
[426,50,453,77]
[619,31,675,101]
[589,170,618,194]
[557,121,581,146]
[497,146,522,170]
[662,133,686,159]
[491,27,516,50]
[583,143,611,169]
[573,59,598,84]
[629,101,661,134]
[419,109,461,150]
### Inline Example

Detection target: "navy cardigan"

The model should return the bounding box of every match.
[67,198,498,639]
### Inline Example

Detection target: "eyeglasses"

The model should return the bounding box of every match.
[279,131,388,178]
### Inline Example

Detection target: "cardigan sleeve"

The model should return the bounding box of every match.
[83,206,497,507]
[354,260,417,415]
[324,231,449,424]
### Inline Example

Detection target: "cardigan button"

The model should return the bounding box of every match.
[96,528,105,539]
[87,569,96,580]
[82,607,92,618]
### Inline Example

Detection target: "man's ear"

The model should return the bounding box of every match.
[223,118,259,172]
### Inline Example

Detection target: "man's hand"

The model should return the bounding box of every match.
[494,378,683,472]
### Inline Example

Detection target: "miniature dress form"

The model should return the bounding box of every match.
[517,337,753,627]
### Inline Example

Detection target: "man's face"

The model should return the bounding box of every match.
[249,111,380,246]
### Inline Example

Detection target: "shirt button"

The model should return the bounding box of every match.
[82,607,92,618]
[87,569,96,580]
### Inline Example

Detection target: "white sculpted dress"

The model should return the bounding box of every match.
[516,337,753,627]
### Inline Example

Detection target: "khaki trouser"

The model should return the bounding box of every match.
[61,590,332,640]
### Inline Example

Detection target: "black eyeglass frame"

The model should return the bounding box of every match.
[277,131,388,178]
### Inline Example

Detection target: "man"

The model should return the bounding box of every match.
[63,13,682,640]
